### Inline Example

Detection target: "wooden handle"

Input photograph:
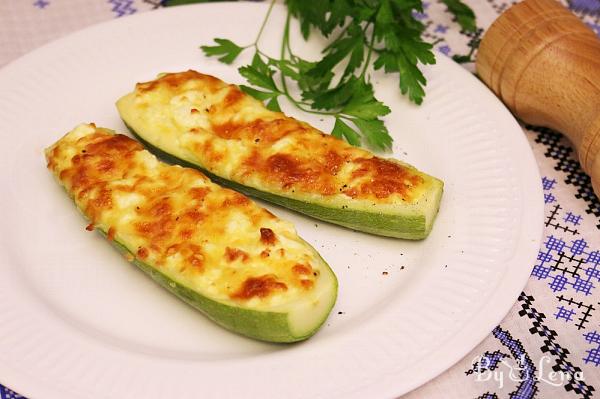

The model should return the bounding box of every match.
[476,0,600,198]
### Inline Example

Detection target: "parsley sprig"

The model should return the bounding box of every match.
[201,0,475,151]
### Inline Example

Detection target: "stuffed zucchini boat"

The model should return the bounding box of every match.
[117,71,443,239]
[45,123,337,343]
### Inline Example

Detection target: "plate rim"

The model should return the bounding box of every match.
[0,3,544,398]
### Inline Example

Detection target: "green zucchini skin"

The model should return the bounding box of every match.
[126,125,439,240]
[47,125,338,344]
[103,230,337,343]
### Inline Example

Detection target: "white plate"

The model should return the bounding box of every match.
[0,3,543,398]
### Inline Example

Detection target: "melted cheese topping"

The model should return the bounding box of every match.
[118,71,437,212]
[45,124,323,309]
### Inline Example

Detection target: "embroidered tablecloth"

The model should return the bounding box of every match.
[1,1,600,398]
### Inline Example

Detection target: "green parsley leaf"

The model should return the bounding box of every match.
[323,0,354,35]
[266,97,282,112]
[276,59,301,81]
[375,0,394,32]
[374,50,427,105]
[395,51,427,105]
[306,78,356,110]
[296,60,334,97]
[239,84,281,112]
[200,38,244,65]
[239,85,278,101]
[332,118,361,146]
[286,0,329,39]
[373,50,397,73]
[343,35,365,77]
[307,24,363,80]
[351,117,393,151]
[201,0,476,151]
[238,53,279,92]
[342,79,391,120]
[441,0,477,32]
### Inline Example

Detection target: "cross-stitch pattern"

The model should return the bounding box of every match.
[554,305,577,323]
[0,386,24,399]
[485,0,515,15]
[492,326,538,399]
[420,2,484,64]
[545,205,580,235]
[542,177,558,191]
[477,393,500,399]
[583,331,600,367]
[108,0,136,17]
[545,192,557,204]
[556,295,598,330]
[32,0,50,9]
[543,177,559,204]
[564,212,583,226]
[531,125,600,229]
[569,0,600,15]
[467,293,596,399]
[518,294,595,398]
[465,350,511,375]
[532,236,600,299]
[4,0,600,398]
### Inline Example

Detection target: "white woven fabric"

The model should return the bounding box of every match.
[1,1,600,398]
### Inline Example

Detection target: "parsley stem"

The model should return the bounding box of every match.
[253,0,277,47]
[284,22,299,62]
[360,23,376,80]
[279,12,292,101]
[465,42,477,59]
[277,11,342,117]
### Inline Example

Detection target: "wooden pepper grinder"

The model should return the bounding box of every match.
[476,0,600,198]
